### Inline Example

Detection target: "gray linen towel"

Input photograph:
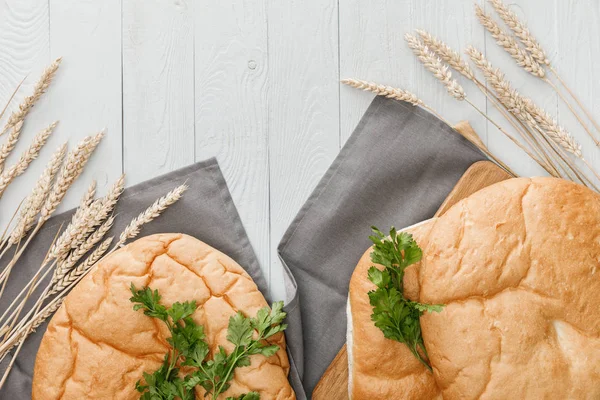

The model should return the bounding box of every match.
[0,158,305,399]
[278,96,487,394]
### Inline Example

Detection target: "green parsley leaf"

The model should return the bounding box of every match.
[130,284,287,400]
[227,393,260,400]
[367,226,444,371]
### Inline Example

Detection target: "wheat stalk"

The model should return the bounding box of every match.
[0,122,57,198]
[415,30,475,80]
[0,184,186,369]
[341,78,423,106]
[466,46,599,185]
[340,78,452,125]
[39,132,104,222]
[49,175,123,262]
[0,122,24,173]
[0,58,61,137]
[405,33,466,100]
[475,5,545,79]
[117,184,188,246]
[7,144,67,247]
[487,0,549,65]
[49,237,113,296]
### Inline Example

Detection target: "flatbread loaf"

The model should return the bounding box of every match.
[33,233,295,400]
[420,177,600,399]
[347,221,441,399]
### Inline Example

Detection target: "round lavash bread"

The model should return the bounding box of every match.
[348,221,442,399]
[420,177,600,399]
[32,233,295,400]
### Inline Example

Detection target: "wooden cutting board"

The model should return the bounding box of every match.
[312,159,512,400]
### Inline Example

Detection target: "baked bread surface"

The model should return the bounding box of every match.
[348,222,442,400]
[33,233,294,400]
[420,177,600,399]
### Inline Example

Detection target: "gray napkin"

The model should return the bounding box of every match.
[0,158,305,399]
[278,96,487,394]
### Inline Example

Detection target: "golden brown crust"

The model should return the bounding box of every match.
[348,222,442,400]
[33,233,294,400]
[420,177,600,399]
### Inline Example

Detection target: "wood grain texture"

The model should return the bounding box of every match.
[266,0,340,301]
[482,0,558,176]
[194,0,271,286]
[555,0,600,177]
[0,0,598,306]
[313,160,512,400]
[339,0,487,145]
[0,0,49,221]
[46,0,122,207]
[122,0,194,185]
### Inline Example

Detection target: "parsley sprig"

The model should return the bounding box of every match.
[367,226,444,371]
[130,284,287,400]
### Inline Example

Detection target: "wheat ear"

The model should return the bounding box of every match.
[0,183,187,367]
[475,5,545,79]
[7,144,67,247]
[39,132,104,222]
[415,30,475,80]
[117,184,188,247]
[405,33,466,101]
[0,122,57,198]
[0,122,24,173]
[340,78,451,125]
[466,46,598,185]
[0,58,61,137]
[487,0,548,65]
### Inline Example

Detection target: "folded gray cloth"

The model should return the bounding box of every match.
[0,158,305,399]
[278,96,487,395]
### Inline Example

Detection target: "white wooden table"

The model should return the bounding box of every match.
[0,0,597,301]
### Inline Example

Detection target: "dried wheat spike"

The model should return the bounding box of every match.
[118,184,188,245]
[9,144,67,245]
[1,58,62,136]
[416,30,475,80]
[475,5,545,78]
[488,0,549,66]
[0,121,24,173]
[50,237,113,295]
[524,99,582,157]
[49,175,122,261]
[405,33,466,100]
[0,122,56,197]
[39,132,104,222]
[52,216,114,286]
[467,46,582,158]
[341,79,424,106]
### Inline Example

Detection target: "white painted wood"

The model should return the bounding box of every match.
[555,0,600,184]
[482,0,557,177]
[45,0,123,205]
[266,0,341,301]
[0,0,49,221]
[193,0,271,289]
[340,0,486,145]
[1,0,600,302]
[122,0,195,185]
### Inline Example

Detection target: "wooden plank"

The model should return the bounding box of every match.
[122,0,194,185]
[313,160,512,400]
[194,0,270,285]
[339,0,487,145]
[267,0,340,301]
[481,0,559,176]
[45,0,122,206]
[0,0,49,221]
[555,0,600,180]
